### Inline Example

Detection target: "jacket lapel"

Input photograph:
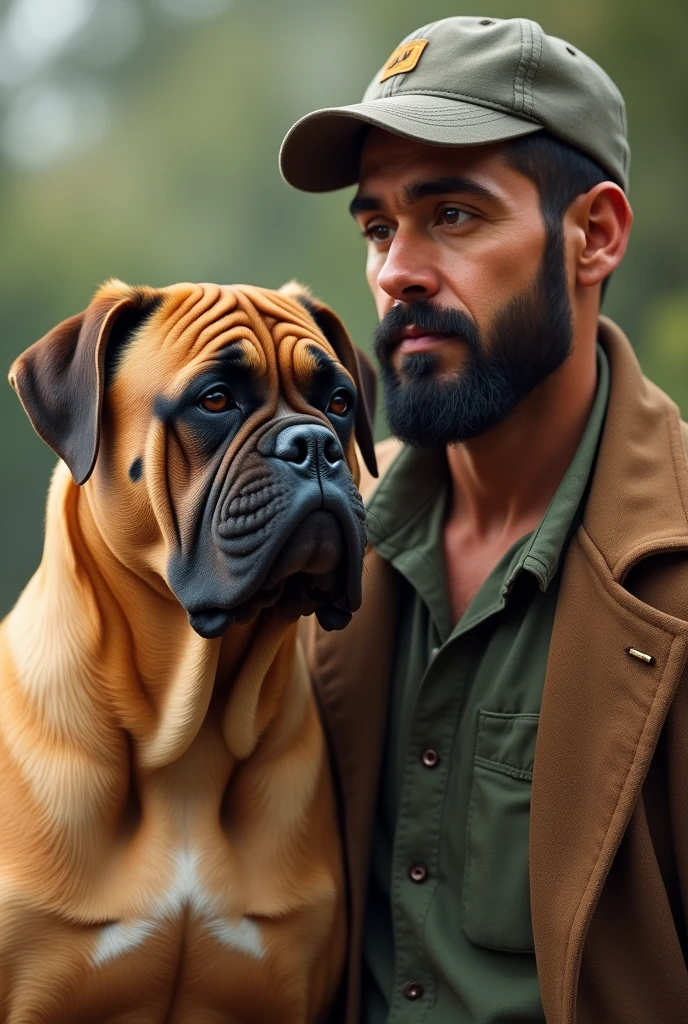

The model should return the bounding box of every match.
[305,546,401,1022]
[531,318,688,1023]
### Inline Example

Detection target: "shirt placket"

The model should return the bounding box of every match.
[387,639,470,1021]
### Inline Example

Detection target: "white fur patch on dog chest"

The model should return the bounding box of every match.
[91,848,264,967]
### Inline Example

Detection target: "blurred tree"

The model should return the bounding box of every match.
[639,292,688,404]
[0,0,686,612]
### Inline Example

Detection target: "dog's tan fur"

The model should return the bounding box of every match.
[0,281,372,1022]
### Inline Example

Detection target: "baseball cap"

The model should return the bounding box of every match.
[279,16,629,193]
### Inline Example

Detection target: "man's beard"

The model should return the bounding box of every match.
[373,224,573,447]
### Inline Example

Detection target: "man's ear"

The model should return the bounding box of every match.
[280,281,378,478]
[8,279,162,485]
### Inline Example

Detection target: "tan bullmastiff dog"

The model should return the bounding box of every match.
[1,279,377,1023]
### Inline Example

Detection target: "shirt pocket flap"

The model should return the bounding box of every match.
[474,710,539,781]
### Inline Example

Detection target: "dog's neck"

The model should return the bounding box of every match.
[6,463,295,771]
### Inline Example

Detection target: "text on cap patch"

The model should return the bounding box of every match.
[380,39,429,83]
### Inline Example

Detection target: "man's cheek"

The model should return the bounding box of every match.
[366,256,387,315]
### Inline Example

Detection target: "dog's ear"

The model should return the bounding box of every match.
[280,282,378,478]
[9,279,162,485]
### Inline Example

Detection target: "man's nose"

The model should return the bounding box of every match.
[272,424,343,477]
[375,232,441,304]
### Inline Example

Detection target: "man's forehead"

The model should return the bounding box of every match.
[356,128,517,200]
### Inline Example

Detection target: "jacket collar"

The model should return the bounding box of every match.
[584,317,688,577]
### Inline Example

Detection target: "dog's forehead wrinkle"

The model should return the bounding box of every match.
[231,283,307,323]
[157,284,241,355]
[158,283,212,336]
[201,340,253,369]
[306,343,337,370]
[228,285,325,346]
[185,302,264,360]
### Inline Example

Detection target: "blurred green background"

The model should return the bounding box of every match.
[1,0,686,614]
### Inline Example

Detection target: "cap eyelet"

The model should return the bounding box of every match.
[566,46,577,56]
[479,18,494,25]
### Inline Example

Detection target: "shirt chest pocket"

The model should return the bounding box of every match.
[462,709,539,953]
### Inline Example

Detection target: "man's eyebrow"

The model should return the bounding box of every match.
[349,176,500,218]
[403,175,499,205]
[349,194,383,217]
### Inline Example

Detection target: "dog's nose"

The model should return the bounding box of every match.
[273,424,343,474]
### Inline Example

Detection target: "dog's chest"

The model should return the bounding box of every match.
[94,722,262,952]
[0,647,342,1022]
[72,724,282,1021]
[91,844,264,970]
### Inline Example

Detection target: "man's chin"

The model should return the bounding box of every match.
[395,350,441,380]
[393,343,469,379]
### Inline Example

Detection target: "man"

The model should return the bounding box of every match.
[279,16,688,1024]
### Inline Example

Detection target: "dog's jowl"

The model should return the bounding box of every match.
[1,280,377,1023]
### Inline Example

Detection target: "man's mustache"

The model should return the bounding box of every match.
[373,301,481,362]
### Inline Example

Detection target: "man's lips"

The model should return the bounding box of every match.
[396,326,456,354]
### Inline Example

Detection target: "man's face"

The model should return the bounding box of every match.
[352,130,574,446]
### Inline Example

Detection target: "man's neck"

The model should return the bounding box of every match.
[442,318,599,622]
[445,328,599,541]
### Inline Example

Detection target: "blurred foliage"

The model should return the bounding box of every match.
[0,0,686,613]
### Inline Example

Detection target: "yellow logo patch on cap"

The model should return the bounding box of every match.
[380,39,428,83]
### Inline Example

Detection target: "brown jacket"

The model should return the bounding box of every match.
[304,317,688,1024]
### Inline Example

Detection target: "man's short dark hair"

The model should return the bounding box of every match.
[505,131,618,301]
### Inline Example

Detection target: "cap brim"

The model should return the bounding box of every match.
[280,94,543,193]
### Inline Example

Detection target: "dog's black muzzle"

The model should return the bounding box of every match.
[169,416,367,640]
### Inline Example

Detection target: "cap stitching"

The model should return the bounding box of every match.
[386,108,511,121]
[366,99,517,116]
[362,104,521,122]
[392,23,434,96]
[373,110,523,127]
[524,21,543,117]
[379,87,542,121]
[619,97,629,175]
[513,19,530,114]
[381,65,395,99]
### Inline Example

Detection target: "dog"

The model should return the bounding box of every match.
[0,279,377,1023]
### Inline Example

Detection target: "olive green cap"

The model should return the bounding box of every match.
[279,16,629,192]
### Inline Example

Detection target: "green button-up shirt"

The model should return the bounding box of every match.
[362,347,610,1024]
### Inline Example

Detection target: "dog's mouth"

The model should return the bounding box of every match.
[187,510,354,640]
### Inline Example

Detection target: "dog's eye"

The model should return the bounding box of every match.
[199,387,235,413]
[328,390,351,417]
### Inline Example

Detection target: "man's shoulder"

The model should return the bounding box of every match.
[679,419,688,466]
[357,437,403,505]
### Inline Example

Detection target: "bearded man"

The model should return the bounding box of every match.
[279,16,688,1024]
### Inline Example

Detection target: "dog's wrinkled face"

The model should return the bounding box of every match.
[10,280,378,638]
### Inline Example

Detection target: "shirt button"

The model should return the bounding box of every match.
[403,981,424,1001]
[409,863,428,883]
[421,748,440,768]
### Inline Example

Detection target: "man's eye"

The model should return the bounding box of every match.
[328,389,352,416]
[199,386,235,413]
[363,223,392,242]
[438,206,472,227]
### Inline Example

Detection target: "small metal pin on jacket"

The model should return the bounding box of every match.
[627,647,654,665]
